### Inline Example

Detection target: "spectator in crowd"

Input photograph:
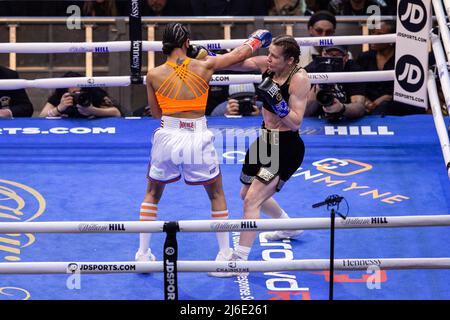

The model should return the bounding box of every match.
[83,0,118,16]
[0,1,71,16]
[328,0,394,16]
[305,45,366,120]
[143,0,169,15]
[304,0,331,15]
[210,83,261,117]
[117,0,193,16]
[357,20,425,116]
[145,0,193,15]
[384,0,397,15]
[190,0,269,16]
[0,66,34,119]
[268,0,306,16]
[39,72,121,118]
[299,11,337,67]
[356,20,395,114]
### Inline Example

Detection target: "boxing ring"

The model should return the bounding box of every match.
[1,1,450,301]
[1,115,450,300]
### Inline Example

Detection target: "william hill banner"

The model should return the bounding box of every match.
[394,0,431,108]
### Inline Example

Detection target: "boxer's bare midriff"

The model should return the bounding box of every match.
[163,110,205,119]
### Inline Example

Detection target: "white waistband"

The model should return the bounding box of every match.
[161,116,207,131]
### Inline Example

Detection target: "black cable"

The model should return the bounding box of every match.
[336,197,350,220]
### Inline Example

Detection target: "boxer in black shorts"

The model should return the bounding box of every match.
[241,127,305,192]
[224,35,310,267]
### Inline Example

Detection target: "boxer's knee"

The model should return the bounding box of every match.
[243,194,262,218]
[240,184,250,200]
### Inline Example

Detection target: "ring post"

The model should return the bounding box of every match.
[163,221,180,301]
[313,195,345,300]
[129,0,143,85]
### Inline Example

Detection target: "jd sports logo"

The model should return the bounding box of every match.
[165,247,175,256]
[399,0,427,33]
[67,263,79,273]
[396,55,424,92]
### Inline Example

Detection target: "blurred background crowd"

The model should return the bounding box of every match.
[0,1,446,121]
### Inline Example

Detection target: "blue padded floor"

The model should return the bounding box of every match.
[1,115,449,300]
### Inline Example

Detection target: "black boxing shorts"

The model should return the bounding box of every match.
[240,127,305,191]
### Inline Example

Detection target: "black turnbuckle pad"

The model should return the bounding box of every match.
[163,221,179,300]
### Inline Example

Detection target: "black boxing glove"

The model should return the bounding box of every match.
[257,77,290,118]
[187,44,216,60]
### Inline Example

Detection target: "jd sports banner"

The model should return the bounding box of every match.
[394,0,431,108]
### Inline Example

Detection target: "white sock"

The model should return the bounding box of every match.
[139,234,152,253]
[234,244,251,260]
[138,202,157,253]
[211,210,230,252]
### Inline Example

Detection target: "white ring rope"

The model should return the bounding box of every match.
[1,215,449,275]
[431,34,450,111]
[428,70,450,178]
[307,70,394,84]
[0,215,449,234]
[0,258,449,274]
[0,34,396,54]
[0,76,133,90]
[0,31,397,90]
[0,71,395,90]
[445,0,450,15]
[432,0,450,63]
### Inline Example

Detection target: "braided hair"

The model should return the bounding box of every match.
[162,22,190,55]
[272,35,301,64]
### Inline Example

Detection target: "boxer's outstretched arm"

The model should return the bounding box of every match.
[205,30,272,71]
[221,55,268,73]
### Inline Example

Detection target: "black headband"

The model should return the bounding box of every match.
[307,11,337,29]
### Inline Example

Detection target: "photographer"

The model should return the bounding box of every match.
[300,10,341,68]
[305,45,365,121]
[210,83,261,117]
[39,72,121,118]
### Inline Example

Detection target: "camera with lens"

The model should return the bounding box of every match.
[314,56,344,107]
[71,90,92,108]
[0,96,11,110]
[230,92,255,116]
